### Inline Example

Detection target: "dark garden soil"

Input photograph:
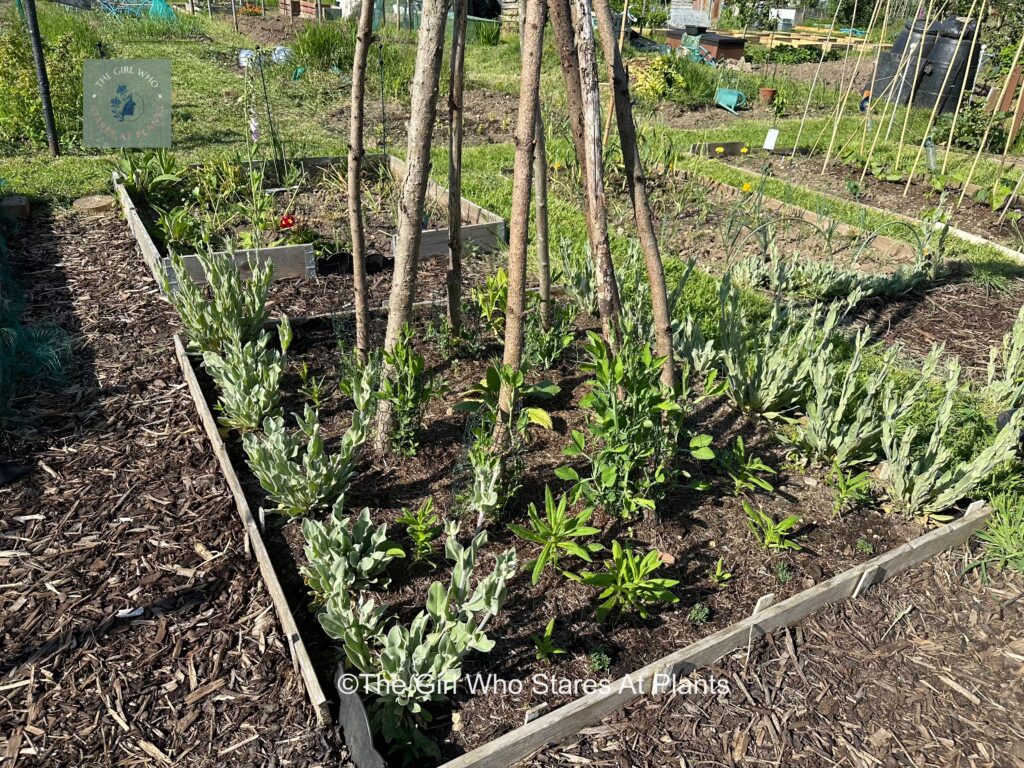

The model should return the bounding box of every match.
[0,210,347,767]
[520,549,1024,767]
[728,153,1024,253]
[852,278,1024,380]
[194,306,931,762]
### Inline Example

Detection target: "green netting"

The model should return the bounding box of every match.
[149,0,177,20]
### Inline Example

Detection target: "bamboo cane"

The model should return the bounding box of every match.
[789,1,841,162]
[821,0,884,172]
[957,33,1024,206]
[892,0,941,172]
[859,0,893,153]
[990,61,1024,201]
[939,0,986,174]
[902,0,978,194]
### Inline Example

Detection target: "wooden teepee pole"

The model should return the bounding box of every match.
[957,33,1024,206]
[903,0,978,194]
[893,0,941,172]
[990,57,1024,201]
[789,0,844,161]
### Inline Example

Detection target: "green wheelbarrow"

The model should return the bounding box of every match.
[715,87,747,115]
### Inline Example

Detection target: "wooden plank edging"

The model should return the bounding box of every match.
[172,334,331,725]
[438,500,990,768]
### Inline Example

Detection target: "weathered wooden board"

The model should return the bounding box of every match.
[438,501,990,768]
[173,335,331,725]
[161,244,316,291]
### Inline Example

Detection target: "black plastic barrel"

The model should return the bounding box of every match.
[912,16,979,112]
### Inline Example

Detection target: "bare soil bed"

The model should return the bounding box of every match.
[191,305,931,762]
[520,549,1024,767]
[728,153,1024,253]
[0,209,345,766]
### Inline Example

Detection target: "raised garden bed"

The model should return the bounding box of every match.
[172,305,995,767]
[113,154,506,292]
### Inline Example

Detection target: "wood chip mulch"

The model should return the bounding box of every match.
[0,210,347,767]
[522,550,1024,768]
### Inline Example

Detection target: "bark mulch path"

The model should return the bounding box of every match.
[0,210,347,767]
[521,549,1024,768]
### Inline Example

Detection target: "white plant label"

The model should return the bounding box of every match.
[764,129,779,151]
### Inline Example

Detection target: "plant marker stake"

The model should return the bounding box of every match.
[902,0,978,195]
[22,0,59,157]
[957,32,1024,207]
[940,0,985,175]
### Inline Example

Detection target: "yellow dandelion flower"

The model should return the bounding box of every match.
[740,146,749,155]
[742,182,752,193]
[715,146,725,154]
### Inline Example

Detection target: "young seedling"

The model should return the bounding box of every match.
[688,602,711,625]
[567,541,680,622]
[588,646,612,673]
[709,557,733,588]
[397,497,443,565]
[531,619,567,662]
[774,561,794,584]
[507,486,603,585]
[830,461,873,519]
[298,361,328,408]
[743,502,803,551]
[855,537,876,556]
[719,435,775,495]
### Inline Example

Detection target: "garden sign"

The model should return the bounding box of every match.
[83,59,172,148]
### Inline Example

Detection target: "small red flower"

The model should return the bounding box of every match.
[279,214,295,230]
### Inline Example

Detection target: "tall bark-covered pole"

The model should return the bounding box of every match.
[373,0,449,453]
[23,0,59,157]
[592,0,674,387]
[347,0,376,362]
[547,0,586,181]
[534,104,552,327]
[448,0,469,335]
[568,0,621,344]
[498,0,545,431]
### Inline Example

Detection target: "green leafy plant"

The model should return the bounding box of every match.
[557,331,704,520]
[774,561,793,583]
[292,20,357,72]
[319,524,516,760]
[243,398,369,518]
[984,305,1024,411]
[688,602,710,625]
[508,485,602,584]
[524,297,577,369]
[558,237,597,316]
[397,497,443,565]
[567,541,680,621]
[743,502,803,551]
[882,357,1023,524]
[718,277,839,418]
[855,537,875,556]
[709,557,732,587]
[588,646,612,672]
[969,492,1024,576]
[202,320,291,432]
[298,361,329,408]
[718,435,775,495]
[302,506,405,600]
[531,619,567,662]
[471,267,508,338]
[164,249,272,355]
[381,324,436,457]
[829,461,873,519]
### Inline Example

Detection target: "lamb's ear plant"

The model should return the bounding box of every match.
[202,319,291,432]
[743,501,803,551]
[396,497,443,565]
[718,276,839,418]
[984,305,1024,410]
[380,324,436,457]
[319,523,517,761]
[567,541,680,622]
[507,485,603,584]
[787,328,930,467]
[558,236,598,316]
[163,248,271,354]
[302,505,405,600]
[881,358,1023,524]
[243,399,368,518]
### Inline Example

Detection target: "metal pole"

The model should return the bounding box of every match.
[22,0,59,157]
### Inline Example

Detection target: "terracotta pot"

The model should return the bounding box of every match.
[759,87,778,106]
